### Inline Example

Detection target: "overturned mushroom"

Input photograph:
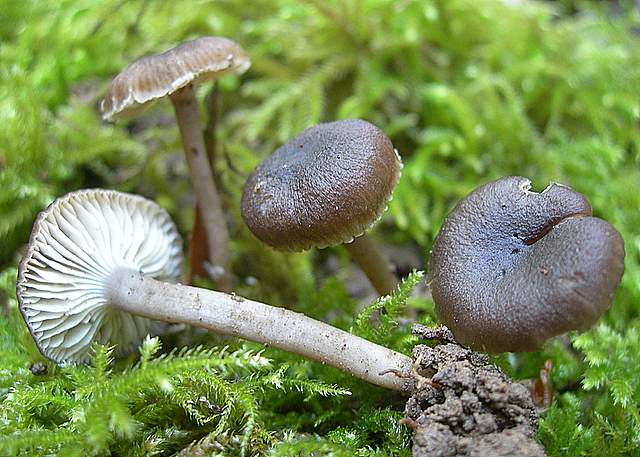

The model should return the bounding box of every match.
[17,190,182,362]
[17,189,412,391]
[427,176,625,353]
[241,119,401,296]
[101,36,251,291]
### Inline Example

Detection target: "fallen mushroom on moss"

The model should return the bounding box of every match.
[427,176,625,353]
[16,189,412,391]
[100,36,250,291]
[241,119,401,296]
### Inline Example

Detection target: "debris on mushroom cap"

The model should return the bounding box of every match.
[16,190,183,363]
[427,176,625,353]
[241,119,402,251]
[100,36,250,121]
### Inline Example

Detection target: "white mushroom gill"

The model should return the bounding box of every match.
[17,190,183,363]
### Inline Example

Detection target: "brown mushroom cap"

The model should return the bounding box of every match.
[427,176,625,353]
[100,36,250,121]
[241,119,402,251]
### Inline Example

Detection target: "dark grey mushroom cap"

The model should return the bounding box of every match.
[241,119,402,251]
[428,176,625,353]
[101,36,250,121]
[17,190,183,363]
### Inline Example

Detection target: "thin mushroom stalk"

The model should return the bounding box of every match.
[100,36,251,292]
[188,83,222,281]
[171,84,231,290]
[16,189,412,392]
[344,235,397,295]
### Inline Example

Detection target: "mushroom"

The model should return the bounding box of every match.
[241,119,401,296]
[427,176,625,353]
[100,36,251,291]
[17,189,412,391]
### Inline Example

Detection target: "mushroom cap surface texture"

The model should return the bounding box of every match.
[241,119,402,251]
[101,36,250,121]
[427,176,625,353]
[17,189,183,363]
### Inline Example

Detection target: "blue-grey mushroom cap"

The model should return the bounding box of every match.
[428,176,625,352]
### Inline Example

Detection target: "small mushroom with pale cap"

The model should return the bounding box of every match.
[100,36,251,291]
[241,119,402,296]
[427,176,625,353]
[17,189,412,391]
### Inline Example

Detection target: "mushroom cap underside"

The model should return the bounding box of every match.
[101,36,250,121]
[17,189,183,363]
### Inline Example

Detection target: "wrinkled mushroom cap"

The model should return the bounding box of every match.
[241,119,402,251]
[101,36,250,121]
[428,176,625,353]
[17,190,183,363]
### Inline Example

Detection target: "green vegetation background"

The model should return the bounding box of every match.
[1,0,639,455]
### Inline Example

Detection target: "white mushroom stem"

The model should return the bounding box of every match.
[170,84,232,291]
[107,268,412,391]
[344,235,398,296]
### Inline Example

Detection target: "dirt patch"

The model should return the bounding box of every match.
[405,325,546,457]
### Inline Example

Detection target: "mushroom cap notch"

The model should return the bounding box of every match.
[101,36,250,121]
[428,176,625,353]
[241,119,402,251]
[17,189,183,363]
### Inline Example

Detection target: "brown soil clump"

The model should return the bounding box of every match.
[405,325,547,457]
